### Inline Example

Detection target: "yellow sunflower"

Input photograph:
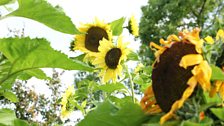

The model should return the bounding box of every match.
[142,28,212,124]
[127,15,139,37]
[73,18,112,61]
[92,36,130,83]
[60,85,75,119]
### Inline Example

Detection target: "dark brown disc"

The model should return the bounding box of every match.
[152,42,198,112]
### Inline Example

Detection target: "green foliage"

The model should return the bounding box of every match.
[210,64,224,81]
[9,0,79,34]
[1,90,18,102]
[0,0,12,5]
[110,17,125,36]
[127,50,139,61]
[210,108,224,121]
[0,109,16,126]
[93,83,128,95]
[139,0,224,64]
[0,37,92,101]
[77,101,146,126]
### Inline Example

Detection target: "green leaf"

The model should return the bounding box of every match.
[77,101,146,126]
[181,117,213,126]
[203,92,222,104]
[210,64,224,81]
[0,38,93,88]
[18,69,50,80]
[210,108,224,121]
[133,75,144,85]
[93,83,127,94]
[110,17,125,36]
[0,0,12,5]
[13,119,29,126]
[127,50,139,61]
[2,91,18,102]
[71,54,85,61]
[9,0,79,34]
[0,109,16,126]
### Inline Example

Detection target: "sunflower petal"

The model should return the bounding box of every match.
[179,54,203,69]
[204,36,214,44]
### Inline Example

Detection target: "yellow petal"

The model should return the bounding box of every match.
[179,54,203,69]
[204,36,214,44]
[167,34,180,42]
[219,83,224,100]
[216,29,224,40]
[192,61,211,91]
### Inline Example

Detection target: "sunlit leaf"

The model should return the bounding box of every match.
[0,0,12,5]
[18,69,50,80]
[2,91,18,102]
[180,117,213,126]
[0,38,93,88]
[210,108,224,121]
[13,119,29,126]
[110,17,125,36]
[93,83,127,94]
[0,109,16,126]
[210,64,224,81]
[77,101,146,126]
[9,0,79,34]
[127,50,139,61]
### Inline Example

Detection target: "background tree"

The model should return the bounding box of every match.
[139,0,224,64]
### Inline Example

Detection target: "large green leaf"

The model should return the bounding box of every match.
[77,101,146,126]
[9,0,79,34]
[0,38,93,87]
[93,83,128,94]
[110,17,125,36]
[210,108,224,121]
[0,109,16,126]
[18,69,50,81]
[210,64,224,81]
[0,0,12,5]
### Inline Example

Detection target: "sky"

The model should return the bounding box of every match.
[0,0,148,122]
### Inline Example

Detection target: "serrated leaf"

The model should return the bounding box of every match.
[9,0,79,34]
[0,0,12,5]
[93,83,127,94]
[127,50,139,61]
[18,69,50,80]
[2,91,18,102]
[0,38,93,88]
[210,108,224,121]
[110,17,125,36]
[210,64,224,81]
[0,109,16,126]
[77,101,146,126]
[203,92,222,104]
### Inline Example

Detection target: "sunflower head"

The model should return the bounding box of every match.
[60,85,75,119]
[144,28,212,124]
[127,15,139,37]
[73,18,112,61]
[92,36,130,83]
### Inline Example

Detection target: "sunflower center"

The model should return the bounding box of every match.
[152,42,198,112]
[105,48,122,69]
[85,27,108,52]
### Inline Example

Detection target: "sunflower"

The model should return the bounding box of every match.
[73,18,112,61]
[127,15,139,37]
[142,28,212,124]
[92,36,130,83]
[60,85,75,119]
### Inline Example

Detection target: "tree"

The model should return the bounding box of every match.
[139,0,224,64]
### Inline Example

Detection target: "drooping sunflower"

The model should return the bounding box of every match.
[127,15,139,37]
[73,18,112,61]
[141,28,212,124]
[60,85,75,119]
[92,36,130,83]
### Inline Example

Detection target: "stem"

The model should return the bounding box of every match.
[124,65,135,103]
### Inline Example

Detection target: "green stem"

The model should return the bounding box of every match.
[124,65,135,103]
